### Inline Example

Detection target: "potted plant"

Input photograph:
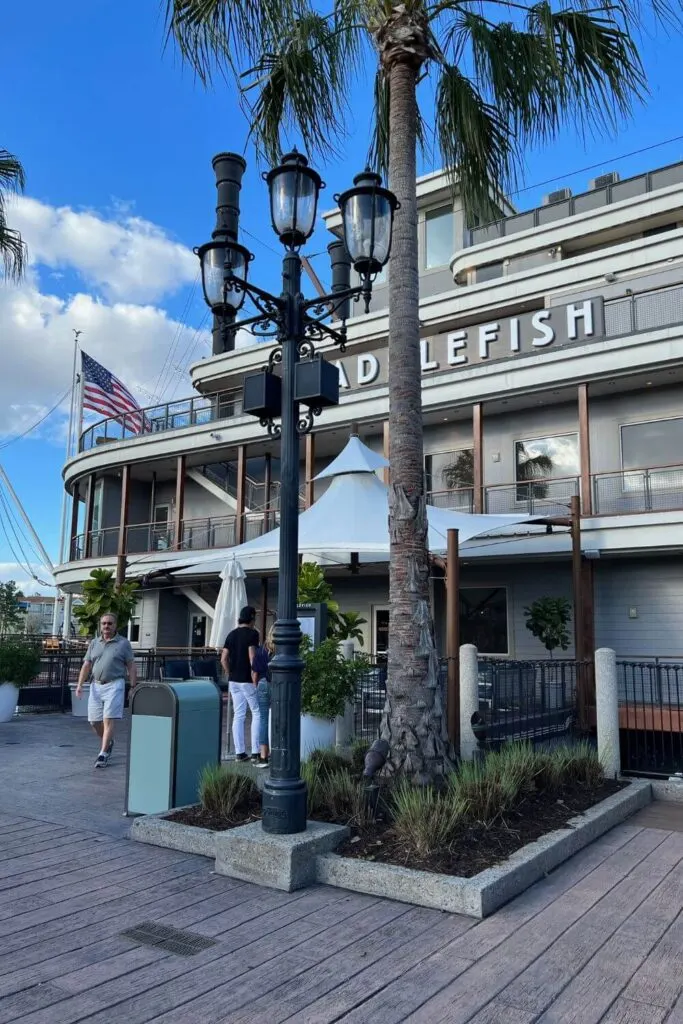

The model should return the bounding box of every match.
[300,637,368,758]
[0,639,41,723]
[524,597,573,710]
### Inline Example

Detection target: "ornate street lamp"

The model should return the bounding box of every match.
[196,152,397,835]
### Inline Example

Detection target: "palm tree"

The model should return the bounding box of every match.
[516,444,554,500]
[166,0,664,779]
[0,150,27,282]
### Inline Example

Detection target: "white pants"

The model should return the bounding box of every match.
[229,681,260,755]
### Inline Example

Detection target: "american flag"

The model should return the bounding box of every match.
[81,351,144,433]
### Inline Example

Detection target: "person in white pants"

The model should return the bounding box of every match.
[221,606,261,762]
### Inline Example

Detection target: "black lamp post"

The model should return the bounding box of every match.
[196,151,398,834]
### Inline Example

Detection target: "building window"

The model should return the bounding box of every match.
[515,434,579,501]
[621,417,683,492]
[127,618,140,644]
[425,206,455,269]
[460,588,508,655]
[425,449,473,500]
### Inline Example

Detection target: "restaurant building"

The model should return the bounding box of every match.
[54,159,683,661]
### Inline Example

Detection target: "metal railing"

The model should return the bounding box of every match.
[592,465,683,515]
[485,476,579,516]
[618,660,683,777]
[79,389,243,452]
[465,160,683,248]
[426,487,474,512]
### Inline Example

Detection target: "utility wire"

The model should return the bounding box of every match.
[0,386,73,452]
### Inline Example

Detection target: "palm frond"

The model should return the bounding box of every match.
[244,9,361,165]
[435,63,517,223]
[165,0,296,82]
[0,150,27,282]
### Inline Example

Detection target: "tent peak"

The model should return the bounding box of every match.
[314,434,389,481]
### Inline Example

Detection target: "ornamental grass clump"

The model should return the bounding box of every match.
[303,756,370,826]
[391,781,466,859]
[199,764,257,821]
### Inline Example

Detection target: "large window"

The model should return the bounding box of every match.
[425,206,455,268]
[425,448,474,493]
[460,588,508,655]
[621,417,683,471]
[515,433,579,500]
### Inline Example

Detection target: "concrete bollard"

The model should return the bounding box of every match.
[595,647,621,779]
[460,644,479,761]
[336,640,355,749]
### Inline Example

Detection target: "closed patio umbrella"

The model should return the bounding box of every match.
[208,557,247,650]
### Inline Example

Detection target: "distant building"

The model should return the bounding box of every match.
[17,595,79,636]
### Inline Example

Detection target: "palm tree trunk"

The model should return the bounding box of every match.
[383,58,447,781]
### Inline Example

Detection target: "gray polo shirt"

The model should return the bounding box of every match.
[84,634,134,683]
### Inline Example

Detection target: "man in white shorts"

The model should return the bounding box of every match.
[76,613,137,768]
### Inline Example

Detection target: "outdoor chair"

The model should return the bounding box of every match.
[159,659,191,680]
[191,658,219,683]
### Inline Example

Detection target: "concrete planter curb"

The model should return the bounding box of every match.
[316,779,652,919]
[130,807,217,858]
[652,778,683,803]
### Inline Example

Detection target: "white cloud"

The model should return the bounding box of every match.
[10,196,197,304]
[0,563,55,595]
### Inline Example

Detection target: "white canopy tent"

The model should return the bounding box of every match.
[173,435,545,578]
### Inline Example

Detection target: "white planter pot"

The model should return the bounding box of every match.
[0,682,19,723]
[69,683,90,718]
[300,714,336,760]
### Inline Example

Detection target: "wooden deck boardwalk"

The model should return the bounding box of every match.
[0,714,682,1023]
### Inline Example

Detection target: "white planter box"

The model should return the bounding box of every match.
[300,714,336,759]
[69,683,90,718]
[0,682,18,723]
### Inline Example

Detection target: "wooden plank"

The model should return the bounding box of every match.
[619,705,683,732]
[117,463,131,562]
[48,892,388,1024]
[597,997,668,1024]
[620,900,683,1010]
[0,982,106,1024]
[173,454,185,550]
[496,834,683,1015]
[667,992,683,1024]
[404,828,669,1024]
[628,803,683,832]
[578,383,592,515]
[230,906,464,1024]
[0,829,96,864]
[525,851,683,1024]
[466,1001,537,1024]
[236,444,246,545]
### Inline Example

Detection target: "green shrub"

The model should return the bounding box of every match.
[198,764,257,820]
[308,748,349,774]
[350,738,370,775]
[303,758,369,825]
[391,781,465,859]
[0,639,41,687]
[300,637,369,720]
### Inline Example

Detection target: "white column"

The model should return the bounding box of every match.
[336,640,355,749]
[61,593,73,640]
[460,644,480,761]
[595,647,621,779]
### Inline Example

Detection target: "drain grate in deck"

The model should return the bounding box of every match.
[120,922,217,956]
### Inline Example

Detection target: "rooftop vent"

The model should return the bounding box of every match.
[543,187,572,206]
[589,171,621,190]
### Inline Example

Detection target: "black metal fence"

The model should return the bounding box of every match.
[353,658,585,751]
[618,661,683,777]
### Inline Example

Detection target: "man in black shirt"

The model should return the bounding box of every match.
[221,606,261,762]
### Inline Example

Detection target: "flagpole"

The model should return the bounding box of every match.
[52,330,82,638]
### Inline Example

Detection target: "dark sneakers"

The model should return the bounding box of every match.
[94,752,110,768]
[256,757,269,769]
[235,753,249,762]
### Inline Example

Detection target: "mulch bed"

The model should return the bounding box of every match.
[165,794,261,833]
[330,779,626,878]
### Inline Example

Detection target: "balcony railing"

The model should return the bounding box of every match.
[426,487,474,513]
[465,160,683,248]
[485,477,580,516]
[592,465,683,515]
[79,389,242,452]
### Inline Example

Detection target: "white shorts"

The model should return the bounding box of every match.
[88,679,125,722]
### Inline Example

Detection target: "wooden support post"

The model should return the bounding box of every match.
[446,528,460,747]
[173,455,186,551]
[383,420,390,484]
[264,453,272,532]
[69,483,80,561]
[260,577,269,640]
[578,383,592,515]
[236,445,246,545]
[473,403,484,513]
[570,494,587,726]
[84,474,95,558]
[116,465,130,586]
[305,432,315,508]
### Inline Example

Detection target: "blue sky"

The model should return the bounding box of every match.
[2,0,682,592]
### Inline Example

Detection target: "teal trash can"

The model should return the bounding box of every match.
[125,680,221,816]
